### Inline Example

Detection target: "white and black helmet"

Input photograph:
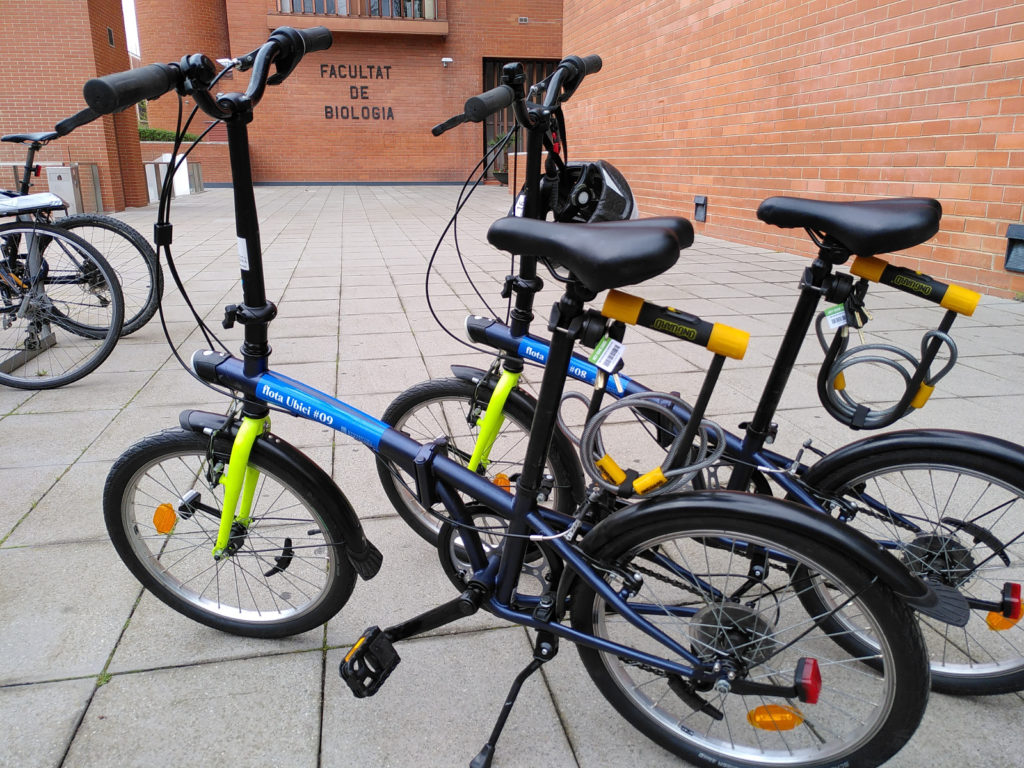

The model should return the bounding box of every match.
[544,160,635,223]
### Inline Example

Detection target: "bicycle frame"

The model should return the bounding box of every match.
[463,313,941,539]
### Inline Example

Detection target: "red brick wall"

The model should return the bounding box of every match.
[135,0,562,183]
[135,0,231,136]
[563,0,1024,296]
[0,1,146,210]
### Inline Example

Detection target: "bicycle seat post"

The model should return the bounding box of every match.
[18,141,43,196]
[731,249,841,488]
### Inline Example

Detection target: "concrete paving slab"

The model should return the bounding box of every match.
[5,460,113,547]
[65,652,322,768]
[322,628,577,768]
[0,541,140,685]
[0,409,118,469]
[0,677,96,768]
[0,464,65,541]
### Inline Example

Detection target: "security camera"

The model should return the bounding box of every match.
[441,57,453,68]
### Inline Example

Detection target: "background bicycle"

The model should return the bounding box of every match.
[0,199,124,388]
[2,107,162,336]
[377,63,1024,697]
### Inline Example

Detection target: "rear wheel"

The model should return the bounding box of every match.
[571,510,929,768]
[56,214,161,335]
[801,446,1024,695]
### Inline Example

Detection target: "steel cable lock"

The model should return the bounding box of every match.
[815,256,980,430]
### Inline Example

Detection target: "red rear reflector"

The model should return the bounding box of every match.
[794,657,822,704]
[1007,582,1022,621]
[985,583,1022,631]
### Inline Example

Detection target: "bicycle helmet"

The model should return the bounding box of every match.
[544,160,635,223]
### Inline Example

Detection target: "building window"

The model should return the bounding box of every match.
[279,0,437,19]
[483,59,558,177]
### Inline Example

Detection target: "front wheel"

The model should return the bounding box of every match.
[800,441,1024,695]
[103,428,357,637]
[376,377,579,545]
[0,221,123,388]
[570,511,929,768]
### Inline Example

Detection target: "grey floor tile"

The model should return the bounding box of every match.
[5,460,111,546]
[323,628,576,768]
[65,653,322,768]
[0,541,141,685]
[0,464,65,541]
[0,677,96,768]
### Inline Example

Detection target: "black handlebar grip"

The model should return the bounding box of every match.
[83,63,178,115]
[580,54,603,76]
[298,26,333,52]
[54,107,101,137]
[464,84,515,122]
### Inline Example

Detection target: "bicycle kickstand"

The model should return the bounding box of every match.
[470,629,558,768]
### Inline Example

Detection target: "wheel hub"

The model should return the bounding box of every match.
[690,603,780,666]
[903,534,976,586]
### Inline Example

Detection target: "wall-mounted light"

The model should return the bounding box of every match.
[694,195,708,223]
[1006,224,1024,273]
[442,57,453,68]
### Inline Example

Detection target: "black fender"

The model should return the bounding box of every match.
[178,409,382,580]
[801,428,1024,486]
[560,490,964,624]
[450,364,587,505]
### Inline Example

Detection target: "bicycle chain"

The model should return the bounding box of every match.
[631,561,709,600]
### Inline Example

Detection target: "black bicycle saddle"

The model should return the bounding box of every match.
[757,196,941,258]
[487,217,683,293]
[1,131,58,144]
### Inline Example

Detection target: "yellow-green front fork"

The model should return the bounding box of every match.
[466,368,520,474]
[213,414,268,558]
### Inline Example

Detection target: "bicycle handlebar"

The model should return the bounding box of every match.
[82,26,332,117]
[84,63,180,115]
[464,85,516,123]
[432,53,602,136]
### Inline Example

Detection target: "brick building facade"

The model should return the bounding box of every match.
[0,0,147,209]
[134,0,563,183]
[3,1,1022,294]
[562,0,1024,296]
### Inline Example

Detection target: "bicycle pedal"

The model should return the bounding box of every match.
[339,626,401,698]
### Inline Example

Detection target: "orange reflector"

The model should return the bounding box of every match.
[152,503,177,534]
[344,635,368,663]
[493,473,511,492]
[747,704,804,731]
[986,612,1020,631]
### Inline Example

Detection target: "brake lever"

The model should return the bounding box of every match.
[219,46,261,73]
[432,113,468,136]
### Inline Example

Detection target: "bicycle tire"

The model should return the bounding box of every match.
[56,213,162,335]
[376,377,579,545]
[570,508,929,768]
[798,443,1024,695]
[0,221,123,388]
[103,427,357,638]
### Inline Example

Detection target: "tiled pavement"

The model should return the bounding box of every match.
[2,184,1023,767]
